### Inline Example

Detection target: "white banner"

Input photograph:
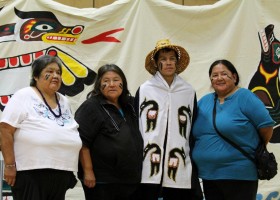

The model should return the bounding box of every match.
[0,0,280,199]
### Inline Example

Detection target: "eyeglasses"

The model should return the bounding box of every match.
[210,73,232,80]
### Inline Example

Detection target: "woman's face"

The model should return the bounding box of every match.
[36,62,62,92]
[210,63,237,96]
[100,71,123,103]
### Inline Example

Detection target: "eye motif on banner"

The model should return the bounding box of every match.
[143,143,161,177]
[167,147,186,182]
[140,98,159,132]
[0,7,125,112]
[248,24,280,143]
[178,105,192,139]
[0,7,84,44]
[0,7,124,44]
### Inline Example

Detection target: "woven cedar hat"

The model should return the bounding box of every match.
[145,39,190,75]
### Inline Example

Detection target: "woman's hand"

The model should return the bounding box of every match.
[79,146,96,188]
[4,165,16,186]
[83,169,96,188]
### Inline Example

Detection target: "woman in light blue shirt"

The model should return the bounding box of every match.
[192,59,274,200]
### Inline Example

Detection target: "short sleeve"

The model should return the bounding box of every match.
[241,90,275,129]
[74,99,102,147]
[0,90,27,128]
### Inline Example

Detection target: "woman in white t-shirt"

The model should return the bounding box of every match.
[0,55,82,200]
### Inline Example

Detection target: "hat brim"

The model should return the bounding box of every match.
[145,45,190,75]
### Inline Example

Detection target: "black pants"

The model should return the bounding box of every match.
[11,169,77,200]
[81,181,138,200]
[202,179,258,200]
[135,184,195,200]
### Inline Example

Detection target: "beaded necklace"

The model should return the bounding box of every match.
[36,86,62,118]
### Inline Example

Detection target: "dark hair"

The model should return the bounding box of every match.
[208,59,239,85]
[87,64,131,106]
[30,55,62,86]
[154,48,178,63]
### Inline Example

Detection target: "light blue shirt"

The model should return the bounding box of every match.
[192,88,274,180]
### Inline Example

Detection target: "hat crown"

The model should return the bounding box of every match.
[155,39,171,48]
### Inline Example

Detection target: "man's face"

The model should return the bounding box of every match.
[156,49,177,78]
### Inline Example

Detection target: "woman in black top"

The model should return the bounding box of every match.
[75,64,143,200]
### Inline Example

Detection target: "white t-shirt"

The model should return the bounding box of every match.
[0,87,82,172]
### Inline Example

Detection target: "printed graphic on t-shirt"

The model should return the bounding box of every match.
[32,98,71,126]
